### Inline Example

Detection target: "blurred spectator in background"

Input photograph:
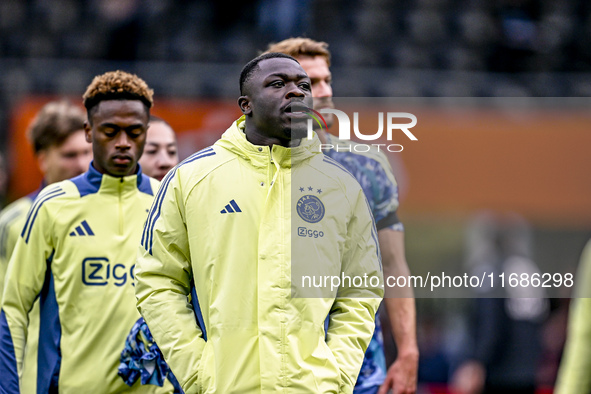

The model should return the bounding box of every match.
[139,116,178,181]
[0,99,91,394]
[554,239,591,394]
[257,0,311,42]
[416,311,452,386]
[96,0,142,61]
[488,0,541,73]
[452,212,549,394]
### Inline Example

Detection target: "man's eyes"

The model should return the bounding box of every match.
[104,129,143,137]
[312,78,332,85]
[61,152,78,158]
[144,149,176,156]
[128,129,144,137]
[299,82,311,90]
[270,80,311,90]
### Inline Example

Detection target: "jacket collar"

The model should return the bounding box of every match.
[27,179,47,200]
[216,116,322,168]
[72,161,153,197]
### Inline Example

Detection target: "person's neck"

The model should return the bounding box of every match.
[316,128,328,144]
[244,127,300,148]
[92,161,137,177]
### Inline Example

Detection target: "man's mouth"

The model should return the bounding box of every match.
[153,172,166,181]
[113,156,132,165]
[284,102,312,118]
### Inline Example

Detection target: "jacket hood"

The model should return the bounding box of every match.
[216,116,322,168]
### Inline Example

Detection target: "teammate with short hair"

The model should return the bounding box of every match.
[0,71,172,393]
[139,116,178,181]
[0,100,91,302]
[0,100,91,394]
[135,53,383,393]
[266,37,419,394]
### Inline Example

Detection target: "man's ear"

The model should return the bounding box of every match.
[36,151,48,174]
[84,121,92,143]
[238,96,252,116]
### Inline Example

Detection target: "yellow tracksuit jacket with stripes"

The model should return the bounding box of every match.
[136,116,383,394]
[0,165,173,393]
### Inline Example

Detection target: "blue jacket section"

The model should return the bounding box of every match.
[0,310,19,393]
[37,266,61,393]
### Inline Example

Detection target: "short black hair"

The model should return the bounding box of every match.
[239,52,299,95]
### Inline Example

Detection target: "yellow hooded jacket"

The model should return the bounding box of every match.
[136,116,384,393]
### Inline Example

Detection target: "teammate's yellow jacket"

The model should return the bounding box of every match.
[0,193,39,394]
[136,116,384,394]
[0,165,172,393]
[0,194,35,302]
[555,239,591,394]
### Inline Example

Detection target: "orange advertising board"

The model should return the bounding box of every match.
[6,97,591,227]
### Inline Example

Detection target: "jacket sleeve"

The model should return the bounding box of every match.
[0,208,25,264]
[0,196,55,392]
[554,239,591,394]
[326,188,384,393]
[135,169,205,394]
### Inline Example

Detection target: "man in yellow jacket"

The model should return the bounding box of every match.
[0,71,172,393]
[135,53,384,393]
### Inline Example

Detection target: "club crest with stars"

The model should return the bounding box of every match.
[296,186,325,224]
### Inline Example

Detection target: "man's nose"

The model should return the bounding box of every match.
[313,81,332,98]
[286,84,306,99]
[156,151,174,169]
[115,132,131,149]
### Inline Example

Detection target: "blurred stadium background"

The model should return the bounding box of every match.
[1,0,591,392]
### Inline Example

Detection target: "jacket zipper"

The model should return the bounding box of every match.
[119,177,124,235]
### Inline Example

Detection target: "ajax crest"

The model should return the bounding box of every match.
[296,195,325,223]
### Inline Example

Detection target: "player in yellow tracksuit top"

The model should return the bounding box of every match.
[136,53,384,394]
[0,100,91,394]
[0,71,172,393]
